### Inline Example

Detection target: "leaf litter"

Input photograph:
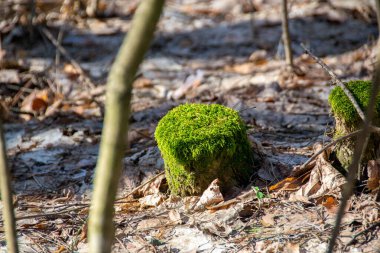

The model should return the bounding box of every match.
[1,0,380,252]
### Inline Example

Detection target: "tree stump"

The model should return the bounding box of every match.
[155,104,255,196]
[328,80,380,170]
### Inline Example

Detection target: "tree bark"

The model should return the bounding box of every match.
[0,117,18,253]
[281,0,294,69]
[88,0,165,252]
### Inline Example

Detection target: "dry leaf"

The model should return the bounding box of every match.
[320,195,339,213]
[133,77,153,89]
[168,209,183,224]
[63,63,80,79]
[193,179,224,211]
[367,160,380,191]
[284,242,300,253]
[261,213,275,227]
[21,89,53,120]
[169,70,204,100]
[139,193,165,207]
[54,245,67,253]
[292,144,345,200]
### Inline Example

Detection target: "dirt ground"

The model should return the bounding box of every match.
[1,0,380,252]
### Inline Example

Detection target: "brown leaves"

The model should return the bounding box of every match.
[367,160,380,192]
[20,89,53,120]
[270,143,346,207]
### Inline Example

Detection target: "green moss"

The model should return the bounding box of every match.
[155,103,254,196]
[328,80,380,128]
[328,80,380,170]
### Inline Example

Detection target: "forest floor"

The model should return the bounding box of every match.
[1,0,380,252]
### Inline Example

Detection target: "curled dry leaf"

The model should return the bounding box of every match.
[169,70,204,100]
[193,178,224,211]
[139,192,165,208]
[133,77,153,89]
[292,144,345,200]
[367,160,380,192]
[168,209,184,225]
[20,89,54,120]
[261,213,275,227]
[270,143,345,203]
[319,195,339,213]
[136,173,166,197]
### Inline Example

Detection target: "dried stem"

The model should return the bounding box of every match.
[281,0,294,69]
[0,118,18,253]
[299,126,380,170]
[299,130,361,170]
[301,43,366,121]
[40,27,95,90]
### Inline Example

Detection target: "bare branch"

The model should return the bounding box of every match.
[300,43,366,121]
[299,126,380,170]
[299,130,362,170]
[0,117,18,253]
[40,27,95,90]
[281,0,294,68]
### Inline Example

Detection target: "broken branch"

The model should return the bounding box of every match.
[300,43,366,121]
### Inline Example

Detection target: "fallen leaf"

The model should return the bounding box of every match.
[261,213,275,227]
[63,63,80,79]
[54,245,67,253]
[139,192,165,207]
[20,89,53,120]
[168,210,183,224]
[269,174,310,192]
[284,242,300,253]
[169,70,204,100]
[367,160,380,191]
[320,195,339,213]
[133,77,153,89]
[193,178,224,211]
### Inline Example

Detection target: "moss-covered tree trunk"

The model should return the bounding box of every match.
[88,1,165,252]
[0,117,18,253]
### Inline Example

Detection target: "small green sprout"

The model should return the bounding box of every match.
[252,186,266,200]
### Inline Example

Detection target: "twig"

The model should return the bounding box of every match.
[15,206,86,221]
[299,130,362,170]
[299,126,380,171]
[281,0,294,69]
[115,171,165,201]
[345,221,380,248]
[13,172,165,221]
[300,43,366,121]
[246,0,256,40]
[40,27,95,90]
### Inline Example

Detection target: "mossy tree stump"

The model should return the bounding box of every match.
[155,104,255,196]
[328,80,380,170]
